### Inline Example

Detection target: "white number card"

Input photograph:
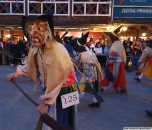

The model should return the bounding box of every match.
[61,91,79,109]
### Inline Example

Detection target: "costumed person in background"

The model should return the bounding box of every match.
[100,25,127,93]
[146,37,152,49]
[64,36,77,60]
[7,12,77,130]
[69,32,104,108]
[64,36,83,97]
[134,40,152,82]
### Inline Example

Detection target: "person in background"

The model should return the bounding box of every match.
[6,39,13,65]
[0,38,4,65]
[86,37,92,47]
[69,32,103,108]
[123,37,133,49]
[17,36,24,64]
[95,35,103,44]
[89,37,95,52]
[134,41,152,82]
[94,42,102,54]
[100,25,127,93]
[125,42,132,69]
[96,39,105,53]
[54,31,61,42]
[22,39,28,56]
[131,38,142,70]
[146,37,152,49]
[104,40,112,54]
[10,40,19,67]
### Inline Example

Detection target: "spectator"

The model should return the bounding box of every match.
[22,39,28,56]
[0,38,4,65]
[95,35,102,44]
[131,38,142,69]
[123,37,133,49]
[96,39,105,53]
[89,38,95,52]
[125,42,132,69]
[6,39,13,65]
[10,40,19,66]
[104,41,111,54]
[54,31,61,42]
[94,42,102,54]
[146,38,152,49]
[17,36,25,64]
[0,38,4,50]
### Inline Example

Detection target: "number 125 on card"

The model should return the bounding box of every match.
[61,91,80,109]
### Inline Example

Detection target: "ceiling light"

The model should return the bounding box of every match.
[68,28,77,30]
[106,25,111,30]
[122,27,127,31]
[5,27,12,28]
[7,34,11,38]
[142,33,146,37]
[82,28,89,30]
[111,26,115,30]
[54,28,65,30]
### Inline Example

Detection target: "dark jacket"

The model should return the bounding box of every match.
[17,40,28,56]
[6,42,12,53]
[10,44,19,54]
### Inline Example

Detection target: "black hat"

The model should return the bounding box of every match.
[64,36,74,55]
[69,32,89,52]
[63,36,73,43]
[22,11,54,40]
[104,25,122,42]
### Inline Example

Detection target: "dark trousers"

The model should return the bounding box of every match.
[131,55,141,69]
[12,53,18,65]
[0,54,2,65]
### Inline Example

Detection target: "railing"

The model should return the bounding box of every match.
[72,1,111,16]
[28,1,70,16]
[0,1,111,17]
[0,1,25,15]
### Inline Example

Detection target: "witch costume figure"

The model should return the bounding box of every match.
[64,36,78,61]
[69,32,104,108]
[100,25,127,93]
[7,13,77,130]
[134,40,152,82]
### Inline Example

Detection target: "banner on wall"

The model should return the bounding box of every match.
[115,0,152,6]
[114,0,152,18]
[114,7,152,18]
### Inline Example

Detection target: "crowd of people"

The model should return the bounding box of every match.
[5,37,30,66]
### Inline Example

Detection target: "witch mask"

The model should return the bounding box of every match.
[26,20,53,47]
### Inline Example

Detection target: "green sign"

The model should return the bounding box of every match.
[114,7,152,18]
[114,0,152,6]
